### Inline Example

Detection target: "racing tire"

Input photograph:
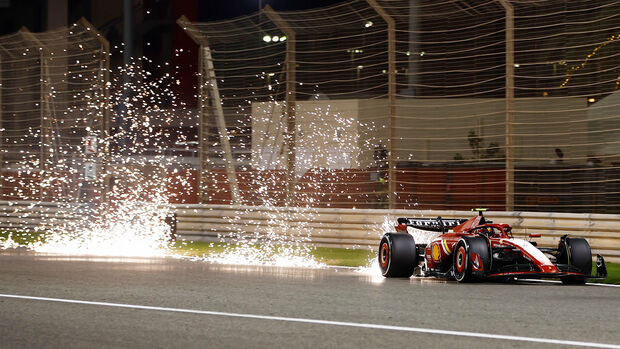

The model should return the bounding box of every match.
[378,233,417,278]
[558,237,592,285]
[453,236,490,283]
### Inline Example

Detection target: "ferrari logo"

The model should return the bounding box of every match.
[432,244,440,261]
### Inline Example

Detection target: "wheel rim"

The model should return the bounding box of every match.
[379,243,389,268]
[456,246,466,274]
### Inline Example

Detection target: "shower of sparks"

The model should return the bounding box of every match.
[1,24,414,267]
[2,57,189,257]
[29,193,173,257]
[0,233,21,250]
[0,54,370,267]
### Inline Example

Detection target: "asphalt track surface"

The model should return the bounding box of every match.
[0,250,619,349]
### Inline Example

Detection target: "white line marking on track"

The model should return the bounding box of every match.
[0,293,618,349]
[588,282,620,288]
[521,279,620,288]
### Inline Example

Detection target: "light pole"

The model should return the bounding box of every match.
[259,0,262,41]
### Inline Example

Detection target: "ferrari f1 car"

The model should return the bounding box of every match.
[378,209,607,284]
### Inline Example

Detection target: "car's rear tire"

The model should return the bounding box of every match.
[378,233,417,278]
[558,237,591,285]
[453,236,490,283]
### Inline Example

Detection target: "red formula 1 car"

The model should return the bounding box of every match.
[378,209,607,284]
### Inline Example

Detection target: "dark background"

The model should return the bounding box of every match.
[0,0,345,111]
[0,0,344,35]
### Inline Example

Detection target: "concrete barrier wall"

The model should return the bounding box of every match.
[2,201,619,263]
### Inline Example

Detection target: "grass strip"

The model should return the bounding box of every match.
[170,241,375,268]
[595,262,620,285]
[0,230,47,245]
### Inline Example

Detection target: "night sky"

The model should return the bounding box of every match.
[0,0,347,36]
[198,0,345,21]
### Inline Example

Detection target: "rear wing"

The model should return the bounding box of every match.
[397,217,468,232]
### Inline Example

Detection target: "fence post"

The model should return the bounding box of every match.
[19,28,53,201]
[0,45,17,200]
[78,18,111,203]
[496,0,515,211]
[196,41,209,204]
[177,16,241,204]
[367,0,396,209]
[264,5,297,206]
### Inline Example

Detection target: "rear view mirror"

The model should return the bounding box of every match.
[529,233,541,238]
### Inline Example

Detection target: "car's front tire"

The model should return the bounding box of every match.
[558,236,592,285]
[453,236,490,283]
[378,233,417,278]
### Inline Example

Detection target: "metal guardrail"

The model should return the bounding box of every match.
[2,201,619,263]
[0,201,84,232]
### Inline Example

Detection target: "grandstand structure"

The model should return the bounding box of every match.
[0,18,110,203]
[179,0,620,213]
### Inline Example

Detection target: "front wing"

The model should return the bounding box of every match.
[486,254,607,280]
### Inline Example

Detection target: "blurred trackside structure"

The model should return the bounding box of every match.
[178,0,620,213]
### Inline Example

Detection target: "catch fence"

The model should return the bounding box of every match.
[179,0,620,214]
[0,18,110,204]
